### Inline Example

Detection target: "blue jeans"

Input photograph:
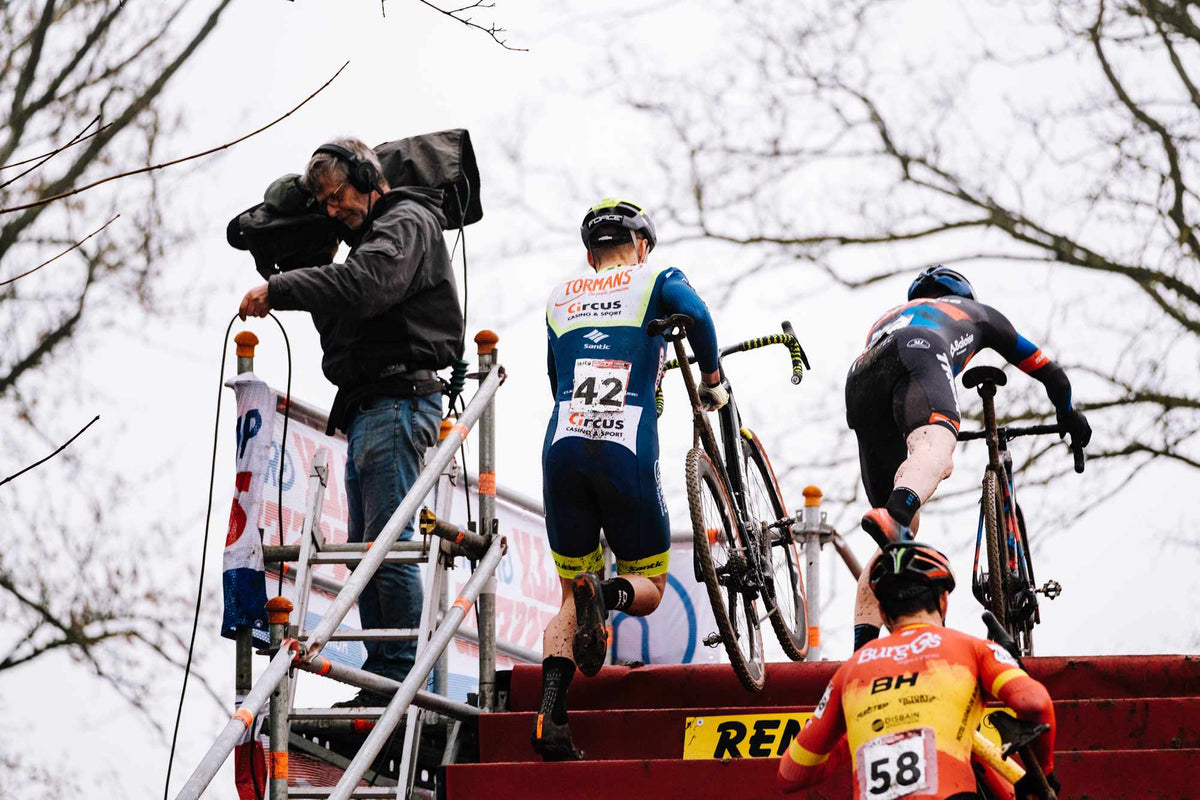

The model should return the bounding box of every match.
[345,392,442,683]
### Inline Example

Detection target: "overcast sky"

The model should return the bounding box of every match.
[2,1,1196,797]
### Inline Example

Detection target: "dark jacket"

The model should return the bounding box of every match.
[268,187,464,430]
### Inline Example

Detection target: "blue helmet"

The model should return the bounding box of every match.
[907,266,975,301]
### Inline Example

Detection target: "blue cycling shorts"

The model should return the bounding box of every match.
[541,404,671,579]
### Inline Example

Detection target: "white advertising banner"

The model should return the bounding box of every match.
[230,388,719,693]
[440,482,721,701]
[611,540,722,666]
[252,403,366,667]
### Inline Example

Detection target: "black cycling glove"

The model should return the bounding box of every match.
[1056,407,1092,448]
[1014,768,1059,800]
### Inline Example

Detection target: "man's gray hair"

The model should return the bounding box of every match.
[302,137,385,193]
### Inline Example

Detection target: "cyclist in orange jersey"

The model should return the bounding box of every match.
[778,542,1058,800]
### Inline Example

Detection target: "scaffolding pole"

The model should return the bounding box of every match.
[474,330,499,713]
[326,536,506,800]
[176,643,297,800]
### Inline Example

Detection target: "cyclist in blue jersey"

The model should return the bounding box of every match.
[531,198,728,760]
[845,266,1091,650]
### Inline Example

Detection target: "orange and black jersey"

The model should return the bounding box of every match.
[858,296,1072,411]
[778,624,1055,799]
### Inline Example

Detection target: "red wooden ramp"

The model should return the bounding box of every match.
[443,655,1199,799]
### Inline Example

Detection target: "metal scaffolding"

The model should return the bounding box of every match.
[174,331,507,800]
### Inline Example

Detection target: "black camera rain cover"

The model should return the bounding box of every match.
[374,128,483,229]
[226,174,344,278]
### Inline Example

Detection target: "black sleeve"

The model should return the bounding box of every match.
[268,218,425,319]
[978,303,1074,411]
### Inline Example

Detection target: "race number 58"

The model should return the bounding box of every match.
[857,728,936,800]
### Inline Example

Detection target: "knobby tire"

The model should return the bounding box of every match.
[686,447,765,692]
[1013,503,1037,656]
[982,469,1008,630]
[741,429,808,661]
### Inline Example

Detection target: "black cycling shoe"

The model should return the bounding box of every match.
[572,572,608,677]
[530,714,584,761]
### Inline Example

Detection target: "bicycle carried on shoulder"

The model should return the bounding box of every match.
[958,366,1086,656]
[646,314,811,691]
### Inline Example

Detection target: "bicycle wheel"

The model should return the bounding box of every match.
[981,469,1008,629]
[686,446,766,691]
[1011,503,1036,656]
[741,429,808,661]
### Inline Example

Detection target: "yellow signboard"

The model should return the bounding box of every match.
[683,713,814,760]
[682,708,1011,760]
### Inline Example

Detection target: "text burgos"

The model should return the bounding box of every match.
[857,632,942,663]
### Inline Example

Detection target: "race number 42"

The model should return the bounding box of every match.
[856,728,937,800]
[570,359,632,413]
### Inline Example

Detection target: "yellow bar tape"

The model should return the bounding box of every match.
[971,730,1024,784]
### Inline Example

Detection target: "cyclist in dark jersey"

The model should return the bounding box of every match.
[845,266,1091,649]
[532,199,728,760]
[779,542,1059,800]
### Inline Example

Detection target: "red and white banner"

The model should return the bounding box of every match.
[221,373,275,637]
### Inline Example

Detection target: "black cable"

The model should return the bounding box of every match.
[449,182,471,366]
[366,182,473,793]
[458,393,474,530]
[163,313,291,800]
[164,314,236,800]
[268,312,292,597]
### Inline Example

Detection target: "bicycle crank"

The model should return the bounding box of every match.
[1036,579,1062,599]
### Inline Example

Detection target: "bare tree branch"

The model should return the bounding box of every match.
[0,415,99,487]
[0,115,105,188]
[413,0,527,50]
[0,60,349,215]
[0,213,118,287]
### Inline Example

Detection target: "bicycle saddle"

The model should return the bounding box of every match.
[962,366,1007,390]
[645,314,693,341]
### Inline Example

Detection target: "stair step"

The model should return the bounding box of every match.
[481,706,807,762]
[481,697,1200,762]
[507,655,1200,711]
[445,749,1200,800]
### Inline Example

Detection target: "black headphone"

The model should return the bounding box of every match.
[313,142,381,194]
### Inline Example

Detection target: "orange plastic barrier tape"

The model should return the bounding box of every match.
[233,708,254,729]
[478,471,496,496]
[451,423,469,441]
[271,752,288,780]
[452,597,473,614]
